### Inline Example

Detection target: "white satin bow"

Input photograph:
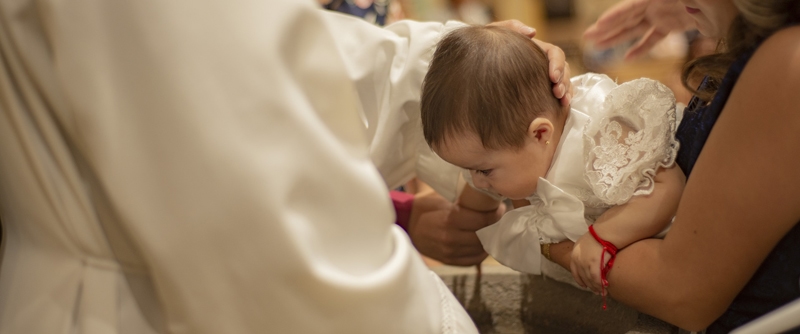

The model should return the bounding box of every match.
[476,178,588,274]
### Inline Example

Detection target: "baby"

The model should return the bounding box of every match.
[420,25,685,296]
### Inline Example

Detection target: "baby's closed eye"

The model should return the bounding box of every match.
[475,169,493,176]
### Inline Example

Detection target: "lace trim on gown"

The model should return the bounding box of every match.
[583,78,680,206]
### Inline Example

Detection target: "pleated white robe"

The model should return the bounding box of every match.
[0,0,472,333]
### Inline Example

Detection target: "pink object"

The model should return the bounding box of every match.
[390,190,414,232]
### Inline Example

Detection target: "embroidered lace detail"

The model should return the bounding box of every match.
[583,78,680,206]
[572,187,607,209]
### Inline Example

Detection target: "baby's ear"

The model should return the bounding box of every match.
[527,117,555,144]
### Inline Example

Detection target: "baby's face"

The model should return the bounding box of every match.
[434,132,550,200]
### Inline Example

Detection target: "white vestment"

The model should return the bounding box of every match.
[0,1,472,333]
[476,73,680,280]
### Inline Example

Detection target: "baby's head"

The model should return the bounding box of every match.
[421,25,566,199]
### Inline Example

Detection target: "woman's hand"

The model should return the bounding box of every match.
[488,20,573,106]
[570,232,610,294]
[583,0,694,60]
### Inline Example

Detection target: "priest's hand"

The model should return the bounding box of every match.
[408,191,505,266]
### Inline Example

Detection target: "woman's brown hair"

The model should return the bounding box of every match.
[421,25,562,150]
[682,0,800,101]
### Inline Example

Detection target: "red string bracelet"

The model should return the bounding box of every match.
[588,225,618,310]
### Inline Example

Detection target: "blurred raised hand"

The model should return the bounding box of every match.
[583,0,695,60]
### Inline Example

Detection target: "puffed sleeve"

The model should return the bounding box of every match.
[323,12,467,201]
[582,77,680,205]
[42,1,476,333]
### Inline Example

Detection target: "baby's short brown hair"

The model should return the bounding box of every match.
[421,25,562,150]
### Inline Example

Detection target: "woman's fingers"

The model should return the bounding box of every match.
[533,39,566,84]
[533,39,573,106]
[584,0,649,43]
[624,27,668,60]
[594,20,651,50]
[558,62,573,106]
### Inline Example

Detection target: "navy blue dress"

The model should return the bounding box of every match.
[675,45,800,333]
[323,0,389,26]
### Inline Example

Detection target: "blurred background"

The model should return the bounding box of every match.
[320,0,721,106]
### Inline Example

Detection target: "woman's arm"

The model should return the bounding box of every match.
[605,27,800,331]
[571,164,685,288]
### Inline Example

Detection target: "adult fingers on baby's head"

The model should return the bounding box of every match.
[563,63,574,106]
[554,83,566,100]
[534,39,566,85]
[488,19,536,38]
[560,90,573,107]
[553,63,573,106]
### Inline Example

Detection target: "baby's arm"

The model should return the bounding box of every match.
[591,164,684,248]
[457,184,501,212]
[571,164,685,291]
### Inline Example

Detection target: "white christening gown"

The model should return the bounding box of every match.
[476,73,681,282]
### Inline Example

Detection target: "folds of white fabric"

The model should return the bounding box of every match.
[476,208,543,275]
[0,0,477,333]
[325,12,468,201]
[476,178,587,275]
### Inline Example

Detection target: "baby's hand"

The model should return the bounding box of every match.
[570,232,611,294]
